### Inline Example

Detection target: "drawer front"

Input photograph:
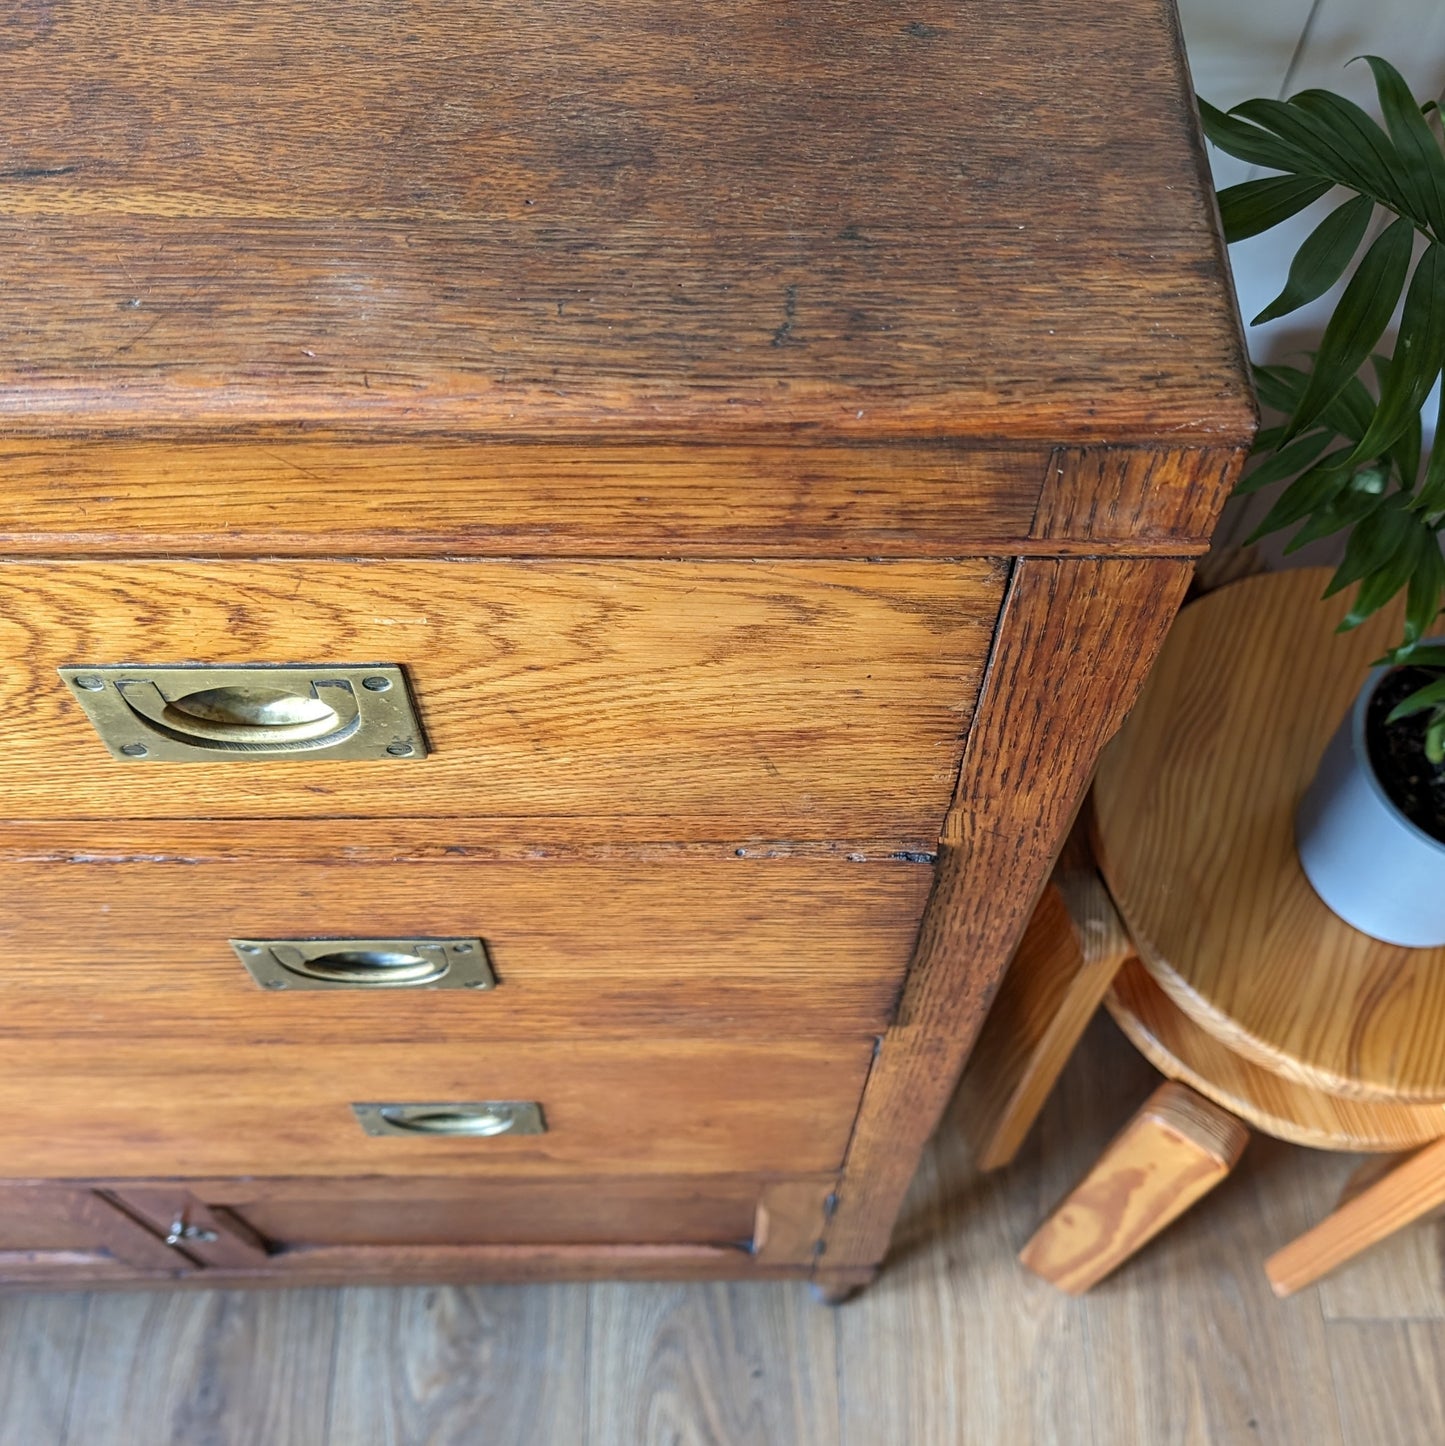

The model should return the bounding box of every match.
[110,1174,824,1251]
[0,1039,872,1178]
[0,559,1002,830]
[0,843,932,1040]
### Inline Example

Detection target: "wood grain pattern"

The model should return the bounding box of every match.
[63,1288,342,1446]
[0,818,935,862]
[1033,446,1251,547]
[957,824,1136,1169]
[815,553,1202,1275]
[1018,1080,1249,1294]
[752,1179,835,1266]
[1326,1322,1445,1446]
[0,844,931,1040]
[0,1,1251,444]
[0,439,1054,557]
[328,1286,588,1446]
[1267,1136,1445,1297]
[837,1014,1346,1446]
[222,1175,801,1252]
[1318,1164,1445,1321]
[106,1191,271,1270]
[1093,569,1445,1102]
[586,1281,841,1446]
[1107,959,1445,1152]
[0,1185,181,1277]
[0,1244,811,1293]
[0,1289,92,1446]
[0,558,1001,829]
[0,1038,873,1178]
[15,1017,1436,1443]
[0,0,1259,1303]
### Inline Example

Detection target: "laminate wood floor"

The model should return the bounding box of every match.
[3,1016,1441,1446]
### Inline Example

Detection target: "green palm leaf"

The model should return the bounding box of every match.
[1235,430,1334,494]
[1283,472,1391,552]
[1233,97,1409,214]
[1289,88,1423,225]
[1387,676,1445,721]
[1286,216,1415,439]
[1361,56,1445,239]
[1252,194,1375,323]
[1217,175,1333,242]
[1349,245,1445,468]
[1245,451,1354,541]
[1403,523,1445,645]
[1197,99,1321,175]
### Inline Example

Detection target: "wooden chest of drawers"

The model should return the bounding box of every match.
[0,0,1253,1294]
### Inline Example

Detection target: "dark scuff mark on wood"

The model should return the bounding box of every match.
[0,165,78,179]
[771,285,800,347]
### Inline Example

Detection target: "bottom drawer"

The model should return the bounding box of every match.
[0,1038,873,1178]
[0,1173,839,1288]
[123,1173,835,1252]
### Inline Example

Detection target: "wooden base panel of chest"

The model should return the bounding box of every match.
[0,1175,851,1292]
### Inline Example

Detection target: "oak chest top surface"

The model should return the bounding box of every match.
[1,0,1252,445]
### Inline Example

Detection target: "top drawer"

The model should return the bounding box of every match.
[0,558,1002,830]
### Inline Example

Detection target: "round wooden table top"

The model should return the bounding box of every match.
[1093,567,1445,1105]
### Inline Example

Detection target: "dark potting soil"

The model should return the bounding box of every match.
[1365,667,1445,846]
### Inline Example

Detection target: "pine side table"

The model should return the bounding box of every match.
[963,571,1445,1296]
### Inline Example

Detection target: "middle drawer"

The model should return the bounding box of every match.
[0,557,1003,832]
[0,1035,874,1178]
[0,824,933,1042]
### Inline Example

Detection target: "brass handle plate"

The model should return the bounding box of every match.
[230,936,496,992]
[57,664,426,762]
[352,1101,545,1138]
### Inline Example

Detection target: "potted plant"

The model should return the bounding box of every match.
[1201,56,1445,946]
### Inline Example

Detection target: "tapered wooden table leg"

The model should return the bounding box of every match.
[1019,1080,1249,1294]
[1266,1134,1445,1298]
[958,839,1135,1171]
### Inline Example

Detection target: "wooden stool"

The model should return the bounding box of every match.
[959,570,1445,1297]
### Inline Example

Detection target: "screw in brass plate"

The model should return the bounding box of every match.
[119,743,148,757]
[385,741,415,757]
[362,676,392,692]
[73,675,105,691]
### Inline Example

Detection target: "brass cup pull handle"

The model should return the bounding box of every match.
[352,1101,546,1138]
[384,1109,515,1136]
[113,678,362,754]
[230,937,496,992]
[58,665,426,762]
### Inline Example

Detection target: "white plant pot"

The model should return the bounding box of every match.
[1296,651,1445,948]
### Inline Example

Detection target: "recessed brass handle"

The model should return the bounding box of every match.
[352,1101,546,1138]
[58,664,425,762]
[117,677,360,749]
[231,937,496,992]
